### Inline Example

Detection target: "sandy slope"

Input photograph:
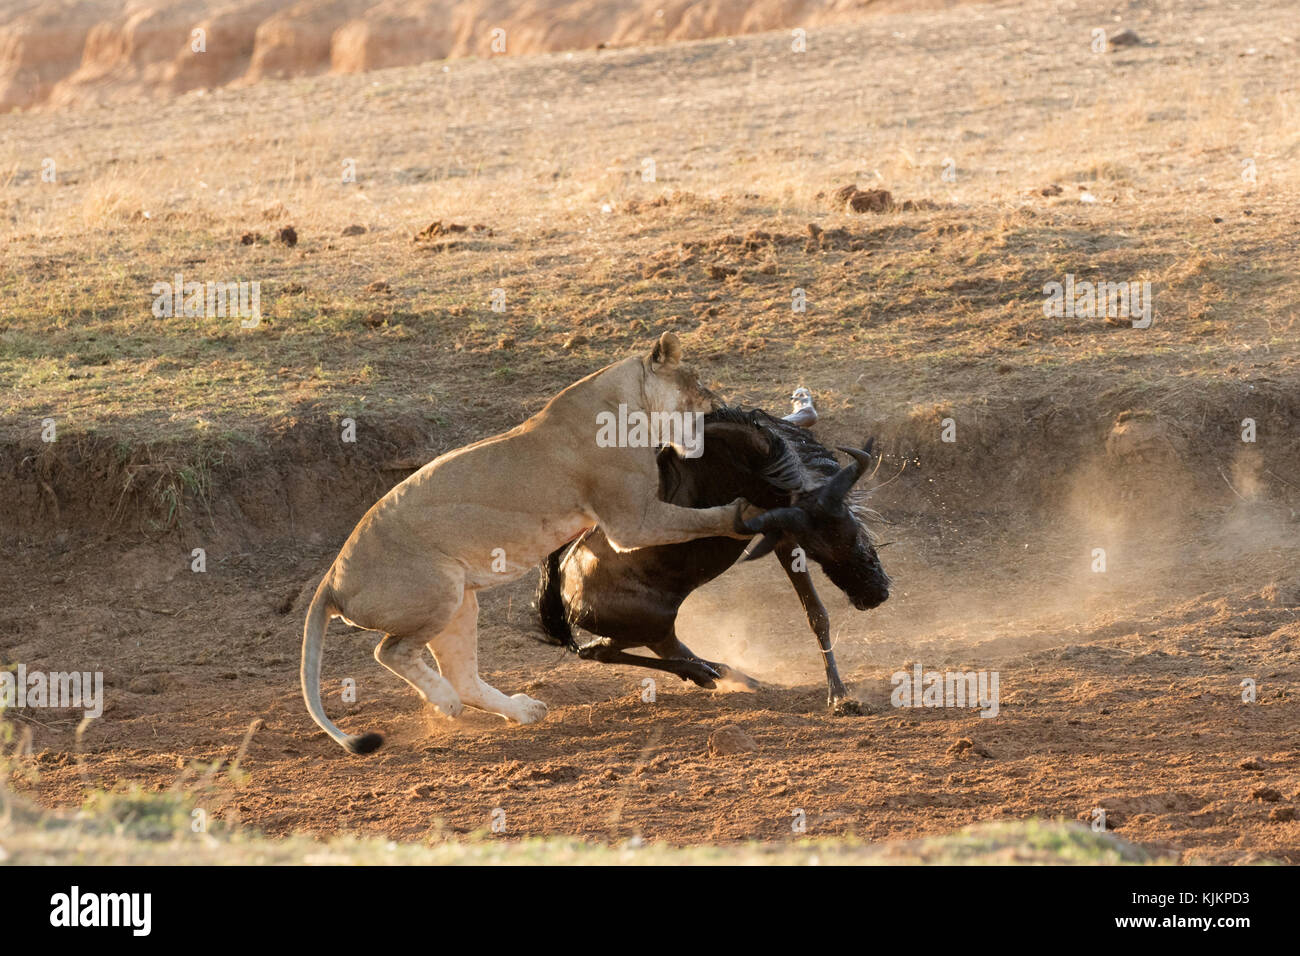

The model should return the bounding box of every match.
[0,0,958,112]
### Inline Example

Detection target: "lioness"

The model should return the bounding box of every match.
[302,332,756,754]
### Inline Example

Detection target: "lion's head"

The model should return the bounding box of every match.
[640,331,716,416]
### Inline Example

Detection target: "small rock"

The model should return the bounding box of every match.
[414,221,468,242]
[342,224,367,236]
[830,184,897,213]
[947,737,993,758]
[276,225,298,247]
[1269,806,1295,823]
[1252,786,1282,802]
[1239,757,1268,771]
[832,184,859,205]
[128,674,165,695]
[1261,581,1300,606]
[847,188,894,213]
[1108,29,1142,49]
[708,725,758,757]
[1106,409,1180,461]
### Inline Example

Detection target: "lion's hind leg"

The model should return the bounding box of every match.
[370,564,467,719]
[428,591,548,725]
[375,632,464,718]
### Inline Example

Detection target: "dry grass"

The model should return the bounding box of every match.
[0,0,1295,456]
[1,778,1156,864]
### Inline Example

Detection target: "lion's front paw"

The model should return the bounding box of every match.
[510,693,549,724]
[731,498,764,535]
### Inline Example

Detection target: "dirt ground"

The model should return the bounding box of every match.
[2,0,1299,864]
[7,461,1300,863]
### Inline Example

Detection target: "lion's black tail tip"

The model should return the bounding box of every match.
[345,732,384,755]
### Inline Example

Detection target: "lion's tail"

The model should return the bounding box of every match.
[301,577,383,755]
[534,546,579,652]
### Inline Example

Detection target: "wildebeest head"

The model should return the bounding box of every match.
[735,439,891,610]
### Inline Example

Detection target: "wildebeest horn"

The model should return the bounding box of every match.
[818,438,876,505]
[839,437,875,471]
[741,533,782,562]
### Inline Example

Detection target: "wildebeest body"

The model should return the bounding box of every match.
[536,406,890,712]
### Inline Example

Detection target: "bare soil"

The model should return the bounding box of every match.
[7,448,1300,863]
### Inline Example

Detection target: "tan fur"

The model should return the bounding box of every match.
[301,333,753,753]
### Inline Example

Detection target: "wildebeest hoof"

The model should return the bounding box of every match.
[679,659,721,688]
[510,693,549,724]
[830,696,869,717]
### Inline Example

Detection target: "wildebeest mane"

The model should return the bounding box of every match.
[701,405,877,540]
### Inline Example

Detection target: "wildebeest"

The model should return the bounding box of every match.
[534,405,890,715]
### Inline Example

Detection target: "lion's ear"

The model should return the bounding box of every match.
[651,331,682,367]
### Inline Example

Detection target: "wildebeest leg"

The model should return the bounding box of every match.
[577,637,722,689]
[775,543,867,716]
[648,632,761,690]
